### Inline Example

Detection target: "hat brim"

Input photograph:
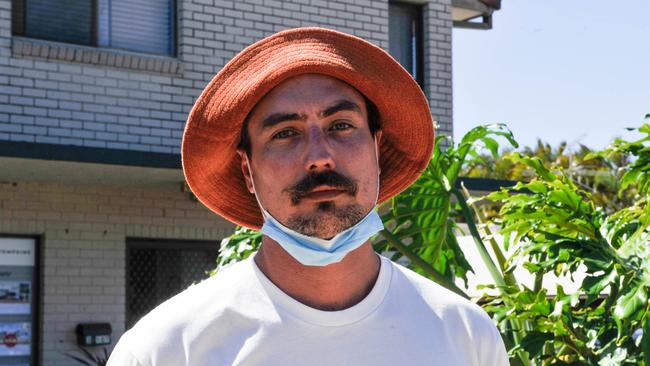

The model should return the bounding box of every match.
[182,27,434,230]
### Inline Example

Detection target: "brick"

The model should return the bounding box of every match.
[0,65,21,76]
[9,76,34,87]
[10,114,34,124]
[48,109,71,119]
[34,79,58,90]
[150,145,172,153]
[35,117,59,127]
[49,128,72,137]
[60,120,83,129]
[0,123,22,133]
[24,107,48,116]
[59,101,82,111]
[0,104,22,114]
[23,125,47,135]
[96,132,117,141]
[47,72,72,82]
[71,129,94,139]
[9,95,35,106]
[84,122,106,131]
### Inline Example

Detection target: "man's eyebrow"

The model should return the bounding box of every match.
[259,99,361,130]
[320,100,362,118]
[261,112,307,130]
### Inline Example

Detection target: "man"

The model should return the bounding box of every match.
[108,27,509,365]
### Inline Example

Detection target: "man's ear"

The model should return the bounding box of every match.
[236,149,255,194]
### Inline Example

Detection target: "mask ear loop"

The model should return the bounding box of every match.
[373,135,381,206]
[243,154,272,222]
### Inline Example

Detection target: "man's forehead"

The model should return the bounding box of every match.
[248,74,366,124]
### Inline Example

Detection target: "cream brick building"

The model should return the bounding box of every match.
[0,0,500,364]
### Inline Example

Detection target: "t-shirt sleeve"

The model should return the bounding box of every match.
[482,321,510,366]
[107,335,146,366]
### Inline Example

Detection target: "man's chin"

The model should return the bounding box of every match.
[285,203,366,238]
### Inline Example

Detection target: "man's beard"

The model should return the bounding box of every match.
[286,202,366,239]
[283,171,366,239]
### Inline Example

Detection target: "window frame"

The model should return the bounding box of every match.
[11,0,177,57]
[388,1,425,88]
[125,238,219,329]
[0,234,42,366]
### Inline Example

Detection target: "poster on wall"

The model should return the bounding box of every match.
[0,281,31,315]
[0,237,36,365]
[0,323,31,357]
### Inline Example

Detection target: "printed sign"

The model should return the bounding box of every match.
[0,323,31,357]
[0,239,34,267]
[0,281,31,315]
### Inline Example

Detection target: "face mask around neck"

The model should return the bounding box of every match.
[244,138,384,266]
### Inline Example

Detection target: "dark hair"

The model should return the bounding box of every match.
[238,95,381,157]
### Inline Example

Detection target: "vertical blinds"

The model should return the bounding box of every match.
[25,0,93,46]
[16,0,174,56]
[111,0,174,55]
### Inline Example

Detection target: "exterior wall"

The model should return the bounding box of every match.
[424,1,454,137]
[0,181,231,365]
[0,0,454,364]
[0,0,453,153]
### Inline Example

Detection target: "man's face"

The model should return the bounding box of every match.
[239,74,381,239]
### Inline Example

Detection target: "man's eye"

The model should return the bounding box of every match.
[331,122,353,131]
[272,129,297,139]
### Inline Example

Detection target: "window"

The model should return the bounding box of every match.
[11,0,175,56]
[126,239,218,329]
[389,2,424,87]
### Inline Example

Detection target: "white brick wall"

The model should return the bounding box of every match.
[0,0,454,364]
[0,181,232,365]
[424,1,454,136]
[0,0,452,152]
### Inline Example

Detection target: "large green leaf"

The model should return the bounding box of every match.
[379,125,518,284]
[614,283,648,322]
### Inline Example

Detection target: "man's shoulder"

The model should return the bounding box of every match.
[109,258,261,365]
[387,259,507,363]
[388,259,496,329]
[141,257,255,323]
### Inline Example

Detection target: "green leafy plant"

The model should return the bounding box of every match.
[211,226,262,275]
[64,346,109,366]
[211,120,650,365]
[480,123,650,365]
[374,123,518,295]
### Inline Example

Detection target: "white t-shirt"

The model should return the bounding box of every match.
[108,255,509,365]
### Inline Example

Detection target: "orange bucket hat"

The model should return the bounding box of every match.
[182,27,434,230]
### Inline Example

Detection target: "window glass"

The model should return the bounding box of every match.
[25,0,93,45]
[15,0,175,56]
[389,2,424,86]
[110,0,175,55]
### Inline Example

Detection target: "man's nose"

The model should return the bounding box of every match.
[304,127,336,172]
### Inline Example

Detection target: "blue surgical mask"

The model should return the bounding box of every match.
[259,206,384,266]
[245,138,384,266]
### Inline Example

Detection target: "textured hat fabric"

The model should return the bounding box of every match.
[182,27,434,229]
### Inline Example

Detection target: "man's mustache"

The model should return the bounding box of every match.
[284,171,358,204]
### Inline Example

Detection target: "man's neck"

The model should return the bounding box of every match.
[253,238,381,311]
